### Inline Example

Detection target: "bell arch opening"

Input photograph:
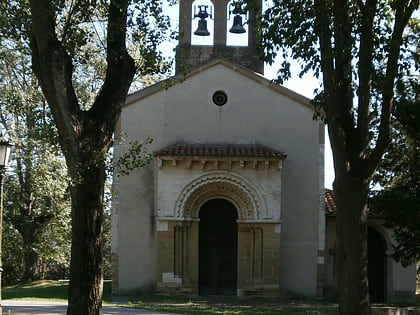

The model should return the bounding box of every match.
[191,0,214,45]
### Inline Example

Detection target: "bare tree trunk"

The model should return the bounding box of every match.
[335,176,371,315]
[28,1,135,314]
[66,157,106,315]
[16,219,49,281]
[23,243,40,281]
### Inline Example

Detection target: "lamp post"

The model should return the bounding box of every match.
[0,133,13,315]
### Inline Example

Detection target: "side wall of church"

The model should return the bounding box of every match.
[114,63,323,297]
[324,217,417,303]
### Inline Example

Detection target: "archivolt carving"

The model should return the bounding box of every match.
[175,172,265,220]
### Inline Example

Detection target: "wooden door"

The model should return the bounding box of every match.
[199,199,238,295]
[368,227,387,303]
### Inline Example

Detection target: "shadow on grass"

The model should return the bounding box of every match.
[3,281,338,314]
[3,280,112,303]
[123,295,338,315]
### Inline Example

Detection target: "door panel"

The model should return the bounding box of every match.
[199,199,238,295]
[368,227,387,303]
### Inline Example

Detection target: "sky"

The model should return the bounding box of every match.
[161,0,335,189]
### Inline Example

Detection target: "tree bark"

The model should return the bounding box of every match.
[22,226,40,281]
[11,216,52,281]
[66,150,106,315]
[315,1,419,313]
[334,175,370,315]
[28,0,135,314]
[23,247,39,281]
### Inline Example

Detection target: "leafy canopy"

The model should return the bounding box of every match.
[0,0,174,110]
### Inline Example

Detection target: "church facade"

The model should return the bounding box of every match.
[111,0,416,302]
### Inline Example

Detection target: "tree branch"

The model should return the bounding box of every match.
[366,0,419,177]
[29,0,81,158]
[89,0,135,147]
[356,0,377,154]
[314,0,356,178]
[332,0,359,167]
[61,0,82,43]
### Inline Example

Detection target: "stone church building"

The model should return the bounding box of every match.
[111,0,416,303]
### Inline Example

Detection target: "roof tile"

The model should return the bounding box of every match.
[154,143,287,158]
[325,189,337,216]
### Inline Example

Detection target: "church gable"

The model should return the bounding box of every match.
[125,58,312,111]
[121,59,320,155]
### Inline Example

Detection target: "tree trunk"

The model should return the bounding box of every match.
[27,1,137,313]
[15,215,53,281]
[23,243,40,281]
[66,154,106,315]
[335,176,371,315]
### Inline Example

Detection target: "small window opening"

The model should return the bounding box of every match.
[212,91,228,106]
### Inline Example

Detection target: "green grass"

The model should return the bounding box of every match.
[2,280,112,303]
[2,281,338,314]
[125,295,338,315]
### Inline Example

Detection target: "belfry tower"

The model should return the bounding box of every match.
[175,0,264,74]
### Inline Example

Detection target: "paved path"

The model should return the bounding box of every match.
[2,300,175,315]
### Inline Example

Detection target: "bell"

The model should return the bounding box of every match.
[194,19,210,36]
[229,15,246,34]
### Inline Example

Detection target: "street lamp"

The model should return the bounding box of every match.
[0,133,13,315]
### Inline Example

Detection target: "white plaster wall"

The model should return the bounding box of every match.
[369,219,417,301]
[392,262,416,292]
[115,166,157,292]
[115,63,322,296]
[323,218,338,300]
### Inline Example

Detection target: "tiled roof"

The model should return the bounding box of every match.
[154,144,287,158]
[324,189,377,217]
[325,189,337,216]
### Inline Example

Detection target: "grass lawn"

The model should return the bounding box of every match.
[125,296,338,314]
[2,280,112,303]
[3,280,338,314]
[126,295,338,315]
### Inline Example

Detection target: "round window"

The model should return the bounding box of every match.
[212,90,228,106]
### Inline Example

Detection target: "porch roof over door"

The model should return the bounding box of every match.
[154,143,287,158]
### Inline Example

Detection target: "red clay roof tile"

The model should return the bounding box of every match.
[154,144,287,158]
[325,189,337,216]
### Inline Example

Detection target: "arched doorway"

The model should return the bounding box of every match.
[199,198,238,295]
[368,227,387,303]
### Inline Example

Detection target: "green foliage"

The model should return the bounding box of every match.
[261,1,419,311]
[0,0,173,109]
[0,37,71,283]
[2,223,24,284]
[0,0,172,311]
[371,78,420,268]
[261,1,419,131]
[260,1,320,81]
[113,135,153,176]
